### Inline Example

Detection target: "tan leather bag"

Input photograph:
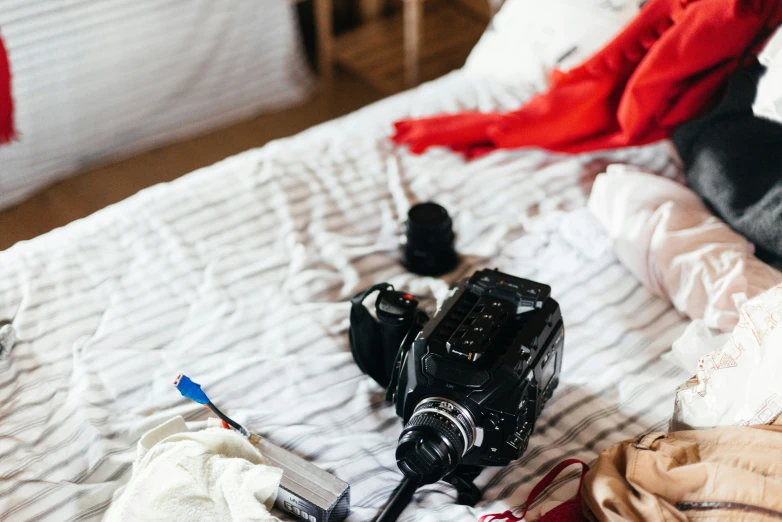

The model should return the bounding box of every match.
[582,419,782,521]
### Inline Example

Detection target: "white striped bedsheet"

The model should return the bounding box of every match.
[0,0,315,211]
[0,70,690,522]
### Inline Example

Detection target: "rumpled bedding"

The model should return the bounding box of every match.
[0,71,688,522]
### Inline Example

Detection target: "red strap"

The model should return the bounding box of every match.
[479,459,589,522]
[0,32,14,144]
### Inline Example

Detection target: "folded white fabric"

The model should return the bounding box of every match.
[672,282,782,430]
[588,165,782,332]
[754,25,782,124]
[105,416,282,522]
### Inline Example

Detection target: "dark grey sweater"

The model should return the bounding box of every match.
[673,62,782,269]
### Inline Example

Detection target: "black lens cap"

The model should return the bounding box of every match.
[396,422,458,485]
[401,202,457,276]
[408,202,450,229]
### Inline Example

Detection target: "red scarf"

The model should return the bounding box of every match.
[392,0,782,158]
[0,32,14,144]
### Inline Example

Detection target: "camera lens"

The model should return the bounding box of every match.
[395,398,476,485]
[401,202,457,276]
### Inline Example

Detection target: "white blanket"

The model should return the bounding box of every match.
[0,71,685,522]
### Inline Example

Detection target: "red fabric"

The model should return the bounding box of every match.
[479,459,589,522]
[392,0,782,158]
[0,32,14,144]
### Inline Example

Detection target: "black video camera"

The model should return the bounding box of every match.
[349,269,565,519]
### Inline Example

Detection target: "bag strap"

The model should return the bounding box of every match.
[350,283,393,307]
[349,284,393,383]
[479,459,590,522]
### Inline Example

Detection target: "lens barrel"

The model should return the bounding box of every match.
[401,202,457,276]
[395,398,476,485]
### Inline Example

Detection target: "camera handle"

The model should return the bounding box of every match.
[445,465,483,506]
[375,467,483,522]
[375,477,419,522]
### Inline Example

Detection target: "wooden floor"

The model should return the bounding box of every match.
[0,70,383,251]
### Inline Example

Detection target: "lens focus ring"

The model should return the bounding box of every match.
[405,410,465,459]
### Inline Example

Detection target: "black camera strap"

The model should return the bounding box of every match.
[384,310,426,404]
[349,284,393,386]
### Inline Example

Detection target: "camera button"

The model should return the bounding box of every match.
[485,446,504,463]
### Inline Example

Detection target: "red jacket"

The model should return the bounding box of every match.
[392,0,782,158]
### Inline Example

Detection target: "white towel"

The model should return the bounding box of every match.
[104,417,283,522]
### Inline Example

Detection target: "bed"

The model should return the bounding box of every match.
[0,65,691,521]
[0,0,696,519]
[0,0,315,211]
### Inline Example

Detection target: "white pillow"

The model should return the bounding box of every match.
[463,0,641,90]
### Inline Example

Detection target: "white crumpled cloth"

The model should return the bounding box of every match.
[587,165,782,333]
[104,417,282,522]
[672,282,782,430]
[582,165,782,430]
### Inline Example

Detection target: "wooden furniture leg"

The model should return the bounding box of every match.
[359,0,385,21]
[403,0,423,88]
[314,0,334,82]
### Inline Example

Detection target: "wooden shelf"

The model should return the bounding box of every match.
[333,2,487,95]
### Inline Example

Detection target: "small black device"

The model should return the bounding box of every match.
[349,269,564,522]
[400,202,457,276]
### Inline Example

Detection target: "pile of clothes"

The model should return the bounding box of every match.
[393,0,782,157]
[393,0,782,519]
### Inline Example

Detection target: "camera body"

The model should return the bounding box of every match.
[350,269,564,486]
